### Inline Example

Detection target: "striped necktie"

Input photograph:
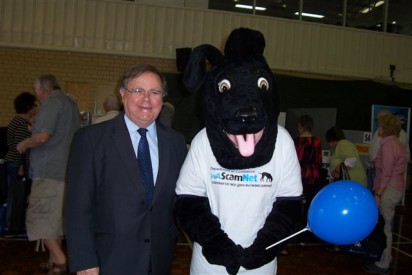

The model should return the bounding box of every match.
[137,128,154,205]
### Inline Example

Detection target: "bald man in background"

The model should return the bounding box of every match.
[92,94,122,124]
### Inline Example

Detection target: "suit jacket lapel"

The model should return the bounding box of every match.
[110,116,172,205]
[153,123,171,203]
[111,114,143,193]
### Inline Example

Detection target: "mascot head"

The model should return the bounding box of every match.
[183,27,280,169]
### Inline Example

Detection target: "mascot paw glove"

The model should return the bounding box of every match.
[202,237,243,275]
[176,195,244,274]
[242,242,284,270]
[242,197,303,270]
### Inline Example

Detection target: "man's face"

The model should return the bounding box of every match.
[33,83,46,103]
[120,72,164,128]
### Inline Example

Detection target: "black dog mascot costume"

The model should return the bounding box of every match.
[176,28,303,274]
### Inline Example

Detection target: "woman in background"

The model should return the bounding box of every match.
[4,92,37,235]
[325,125,367,253]
[294,115,323,206]
[325,126,367,187]
[363,114,407,274]
[6,92,36,183]
[293,115,322,248]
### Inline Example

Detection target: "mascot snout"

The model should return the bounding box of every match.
[236,107,258,123]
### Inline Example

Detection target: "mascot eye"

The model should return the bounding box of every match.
[218,79,231,93]
[257,77,269,91]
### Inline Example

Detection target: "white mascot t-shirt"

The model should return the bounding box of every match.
[176,126,303,275]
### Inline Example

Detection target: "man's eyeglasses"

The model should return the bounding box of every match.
[123,87,163,98]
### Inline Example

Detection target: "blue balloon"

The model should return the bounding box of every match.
[307,180,378,245]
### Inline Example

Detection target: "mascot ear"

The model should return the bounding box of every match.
[183,44,223,92]
[224,27,265,60]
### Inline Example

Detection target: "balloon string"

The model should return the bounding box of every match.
[265,226,310,250]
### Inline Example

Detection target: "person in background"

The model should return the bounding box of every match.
[326,126,367,187]
[325,125,368,253]
[65,64,187,275]
[17,75,80,275]
[157,101,175,128]
[293,115,322,247]
[294,114,322,207]
[363,113,408,274]
[367,109,410,191]
[4,92,37,235]
[92,94,122,124]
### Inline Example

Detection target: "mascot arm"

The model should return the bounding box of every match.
[242,196,303,270]
[176,195,243,275]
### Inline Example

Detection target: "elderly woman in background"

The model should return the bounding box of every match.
[4,91,37,235]
[325,126,368,253]
[293,114,322,249]
[325,126,367,186]
[363,114,408,274]
[294,114,322,206]
[5,92,37,187]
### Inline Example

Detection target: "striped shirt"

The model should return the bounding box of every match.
[5,115,31,167]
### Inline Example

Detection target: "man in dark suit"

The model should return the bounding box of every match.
[65,64,187,275]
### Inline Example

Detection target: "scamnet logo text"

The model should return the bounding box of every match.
[210,172,257,182]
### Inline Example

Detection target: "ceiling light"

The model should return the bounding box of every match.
[294,12,324,19]
[360,0,384,14]
[235,4,267,11]
[375,1,385,7]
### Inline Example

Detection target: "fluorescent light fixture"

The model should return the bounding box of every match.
[375,0,385,7]
[360,0,384,14]
[294,12,324,19]
[235,4,266,11]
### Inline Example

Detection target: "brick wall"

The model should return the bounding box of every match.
[0,46,177,127]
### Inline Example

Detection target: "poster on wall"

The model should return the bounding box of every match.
[371,105,411,136]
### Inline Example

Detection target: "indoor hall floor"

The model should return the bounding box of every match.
[0,191,411,275]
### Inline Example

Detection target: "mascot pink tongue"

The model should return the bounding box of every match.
[227,133,257,157]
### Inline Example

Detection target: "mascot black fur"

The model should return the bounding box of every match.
[175,28,303,274]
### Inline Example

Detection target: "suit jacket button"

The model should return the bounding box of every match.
[144,239,150,243]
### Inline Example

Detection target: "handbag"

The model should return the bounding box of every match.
[338,162,351,181]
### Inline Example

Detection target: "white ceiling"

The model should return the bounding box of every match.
[208,0,412,36]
